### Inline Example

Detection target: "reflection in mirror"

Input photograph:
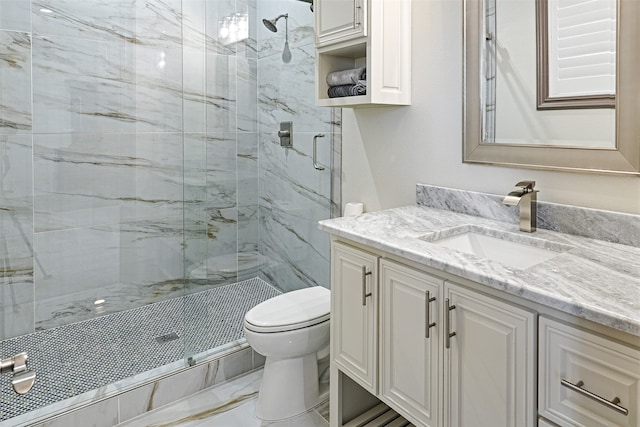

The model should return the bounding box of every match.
[464,0,640,175]
[481,0,615,147]
[537,0,616,110]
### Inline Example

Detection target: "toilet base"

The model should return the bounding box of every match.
[254,353,322,421]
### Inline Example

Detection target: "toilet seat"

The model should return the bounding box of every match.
[244,287,330,333]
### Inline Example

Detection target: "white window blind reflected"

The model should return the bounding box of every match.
[548,0,616,98]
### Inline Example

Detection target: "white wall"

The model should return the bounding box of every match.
[342,0,640,215]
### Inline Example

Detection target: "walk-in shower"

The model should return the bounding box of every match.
[0,0,340,424]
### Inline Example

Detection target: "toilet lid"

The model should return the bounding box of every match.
[244,287,330,333]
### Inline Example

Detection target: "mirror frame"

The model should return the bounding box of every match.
[463,0,640,176]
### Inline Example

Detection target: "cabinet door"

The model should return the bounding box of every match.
[444,282,536,427]
[539,317,640,427]
[315,0,366,46]
[380,260,441,427]
[331,241,379,393]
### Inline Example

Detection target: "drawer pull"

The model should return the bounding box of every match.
[561,379,629,416]
[361,266,372,306]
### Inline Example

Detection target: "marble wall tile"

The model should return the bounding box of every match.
[259,205,330,291]
[1,135,35,339]
[118,219,184,289]
[32,0,183,48]
[0,31,32,134]
[205,207,238,283]
[257,0,314,59]
[33,133,183,232]
[183,46,207,133]
[33,225,121,316]
[258,43,333,133]
[0,135,33,240]
[237,132,258,208]
[206,133,237,209]
[32,36,183,134]
[205,347,254,387]
[236,0,257,59]
[238,206,259,281]
[33,218,184,329]
[205,53,237,133]
[259,132,332,212]
[203,0,236,55]
[0,0,31,32]
[202,132,239,285]
[237,57,258,132]
[118,364,210,421]
[1,265,34,340]
[258,132,332,290]
[183,134,208,279]
[255,1,336,294]
[238,133,260,281]
[36,396,119,427]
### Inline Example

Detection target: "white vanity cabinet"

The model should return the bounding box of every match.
[315,0,366,47]
[331,241,380,394]
[314,0,411,107]
[538,317,640,427]
[444,282,535,427]
[380,260,442,426]
[331,241,536,427]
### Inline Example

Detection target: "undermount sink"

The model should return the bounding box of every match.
[419,225,573,269]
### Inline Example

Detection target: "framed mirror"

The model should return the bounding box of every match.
[464,0,640,175]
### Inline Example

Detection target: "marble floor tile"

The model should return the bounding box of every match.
[118,369,329,427]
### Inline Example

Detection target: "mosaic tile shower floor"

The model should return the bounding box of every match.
[0,278,280,422]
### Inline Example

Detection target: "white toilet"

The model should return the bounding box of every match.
[243,286,331,421]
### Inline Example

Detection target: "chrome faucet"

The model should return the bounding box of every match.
[502,181,538,232]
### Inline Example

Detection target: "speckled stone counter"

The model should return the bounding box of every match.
[319,188,640,337]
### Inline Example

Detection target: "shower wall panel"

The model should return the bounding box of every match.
[0,7,34,340]
[28,1,186,331]
[1,0,261,340]
[257,0,337,292]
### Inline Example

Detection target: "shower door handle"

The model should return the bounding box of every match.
[313,134,325,170]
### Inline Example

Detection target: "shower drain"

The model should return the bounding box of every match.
[155,332,180,344]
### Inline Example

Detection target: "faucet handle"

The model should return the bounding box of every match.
[515,181,536,192]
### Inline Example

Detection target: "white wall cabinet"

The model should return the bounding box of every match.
[331,242,535,427]
[314,0,411,107]
[315,0,366,46]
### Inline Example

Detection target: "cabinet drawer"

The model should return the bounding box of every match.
[539,317,640,427]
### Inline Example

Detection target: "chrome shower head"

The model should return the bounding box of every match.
[262,13,288,32]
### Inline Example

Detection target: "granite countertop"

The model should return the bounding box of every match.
[319,205,640,337]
